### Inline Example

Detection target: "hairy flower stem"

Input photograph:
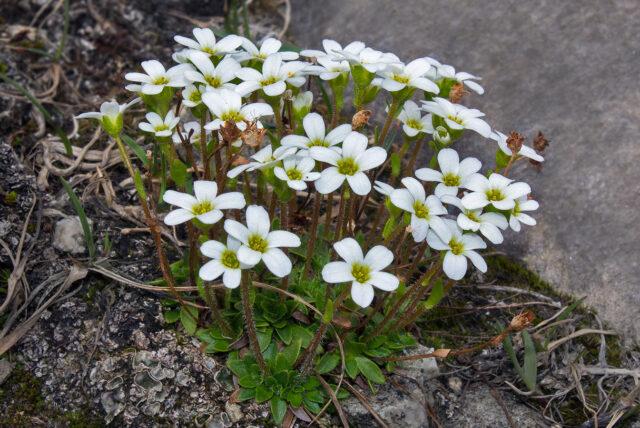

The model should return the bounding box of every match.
[199,114,211,180]
[323,192,334,239]
[502,152,518,177]
[242,172,253,203]
[285,95,295,133]
[186,222,199,288]
[377,98,400,147]
[404,138,424,177]
[213,132,224,186]
[406,241,429,280]
[304,191,322,278]
[342,191,354,237]
[393,277,449,332]
[240,271,268,373]
[113,135,182,306]
[268,189,277,219]
[203,283,233,337]
[297,322,327,374]
[335,188,347,241]
[363,203,387,245]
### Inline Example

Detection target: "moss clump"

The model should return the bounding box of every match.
[0,364,104,427]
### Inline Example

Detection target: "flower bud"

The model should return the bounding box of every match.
[293,91,313,118]
[434,126,451,145]
[97,101,125,138]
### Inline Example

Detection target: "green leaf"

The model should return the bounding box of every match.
[305,389,324,403]
[290,325,314,347]
[121,134,149,167]
[170,158,189,188]
[60,178,95,260]
[238,373,262,389]
[276,325,293,345]
[345,355,359,379]
[315,353,340,374]
[270,398,287,425]
[237,388,255,401]
[390,152,401,177]
[255,384,274,403]
[424,279,445,309]
[286,391,303,408]
[163,310,179,324]
[382,217,396,240]
[522,331,538,392]
[355,356,385,384]
[257,328,273,351]
[180,306,199,335]
[281,339,302,368]
[495,148,511,169]
[503,335,524,377]
[204,339,230,353]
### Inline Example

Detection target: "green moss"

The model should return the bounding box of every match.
[0,364,104,427]
[3,191,17,205]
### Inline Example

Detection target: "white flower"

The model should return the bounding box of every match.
[227,144,297,178]
[163,180,246,225]
[172,121,209,145]
[490,131,544,162]
[376,58,439,93]
[236,37,299,62]
[273,156,320,191]
[202,88,273,131]
[139,110,180,137]
[321,238,399,308]
[310,131,387,195]
[436,64,484,94]
[184,51,240,90]
[421,97,492,138]
[390,177,449,242]
[199,237,248,289]
[457,209,508,244]
[373,180,394,197]
[306,56,350,81]
[174,28,243,56]
[509,196,538,232]
[281,112,351,155]
[415,148,481,197]
[182,84,207,108]
[224,205,301,277]
[426,219,487,280]
[461,173,531,211]
[397,100,434,137]
[293,91,313,116]
[235,54,309,97]
[338,47,400,73]
[125,60,187,95]
[300,39,365,61]
[75,98,139,136]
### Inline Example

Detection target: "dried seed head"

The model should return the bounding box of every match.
[533,131,549,152]
[448,82,468,103]
[509,310,535,331]
[241,121,266,148]
[351,109,372,130]
[220,120,242,143]
[506,131,525,154]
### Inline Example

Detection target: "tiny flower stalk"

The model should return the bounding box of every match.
[304,191,322,278]
[240,271,268,373]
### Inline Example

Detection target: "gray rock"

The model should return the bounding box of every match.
[289,0,640,342]
[52,216,92,254]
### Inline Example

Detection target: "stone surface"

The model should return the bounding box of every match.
[289,0,640,342]
[53,216,92,254]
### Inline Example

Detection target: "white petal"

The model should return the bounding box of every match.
[357,147,387,171]
[310,147,341,166]
[213,192,246,210]
[426,230,449,251]
[364,245,394,271]
[199,260,225,281]
[437,148,460,173]
[314,167,345,194]
[246,205,271,236]
[224,219,250,243]
[390,189,415,213]
[237,245,262,266]
[200,240,226,259]
[325,124,352,145]
[163,208,194,225]
[463,173,489,192]
[505,182,531,200]
[333,237,364,264]
[492,198,515,210]
[458,157,482,177]
[322,261,353,283]
[351,282,375,308]
[267,230,301,248]
[223,269,242,289]
[369,271,399,291]
[303,113,326,140]
[163,190,197,210]
[262,80,286,96]
[411,216,429,242]
[342,132,368,159]
[415,168,443,182]
[401,177,426,202]
[443,252,467,280]
[346,172,371,195]
[517,213,537,226]
[457,213,481,231]
[262,248,292,277]
[479,223,504,244]
[461,192,489,209]
[465,250,487,273]
[193,180,218,201]
[196,210,223,224]
[461,233,487,250]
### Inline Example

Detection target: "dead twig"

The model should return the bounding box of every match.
[546,329,617,354]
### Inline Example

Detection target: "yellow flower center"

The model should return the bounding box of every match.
[337,157,359,176]
[221,110,244,122]
[392,74,410,84]
[154,124,169,132]
[512,200,521,216]
[205,75,222,87]
[221,250,240,269]
[201,46,216,55]
[413,201,430,220]
[192,200,213,215]
[485,188,505,201]
[248,234,269,253]
[307,139,329,148]
[351,263,371,283]
[442,172,461,187]
[447,114,463,125]
[465,210,480,223]
[449,237,464,255]
[286,168,303,180]
[260,76,279,86]
[188,90,202,103]
[152,76,169,85]
[405,119,423,130]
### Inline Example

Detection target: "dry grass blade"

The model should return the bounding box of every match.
[342,381,390,428]
[317,375,349,428]
[546,329,617,353]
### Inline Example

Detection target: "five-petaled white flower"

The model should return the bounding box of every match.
[490,131,544,162]
[273,156,321,191]
[397,100,434,137]
[281,112,351,155]
[182,84,207,108]
[415,148,481,197]
[457,208,508,244]
[390,177,449,242]
[163,180,246,225]
[461,173,531,211]
[184,52,240,90]
[227,144,297,178]
[322,238,399,308]
[125,60,187,95]
[300,39,365,61]
[235,54,308,97]
[436,64,484,94]
[139,110,180,137]
[75,98,140,136]
[508,196,538,232]
[311,131,386,195]
[375,58,439,93]
[421,97,492,138]
[199,237,248,289]
[172,121,208,145]
[202,88,273,131]
[236,37,299,62]
[426,219,487,280]
[224,205,301,277]
[337,47,400,73]
[306,56,351,81]
[174,28,243,56]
